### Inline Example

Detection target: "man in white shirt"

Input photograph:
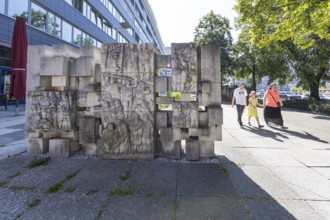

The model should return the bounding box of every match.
[232,83,247,127]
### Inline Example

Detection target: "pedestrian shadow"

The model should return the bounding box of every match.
[217,155,298,219]
[242,125,288,142]
[313,115,330,120]
[243,124,328,144]
[270,126,329,144]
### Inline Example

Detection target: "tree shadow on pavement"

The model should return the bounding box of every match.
[218,155,298,219]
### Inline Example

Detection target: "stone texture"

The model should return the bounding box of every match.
[208,105,223,126]
[155,76,168,92]
[155,111,168,129]
[28,138,49,154]
[71,56,95,76]
[155,97,174,104]
[185,139,200,161]
[40,56,70,76]
[159,128,173,142]
[199,140,215,157]
[155,140,181,159]
[79,117,99,144]
[51,76,69,87]
[155,54,171,68]
[201,44,221,82]
[49,139,79,157]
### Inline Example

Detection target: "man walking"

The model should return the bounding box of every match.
[232,83,247,127]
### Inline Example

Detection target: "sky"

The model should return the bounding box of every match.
[148,0,239,47]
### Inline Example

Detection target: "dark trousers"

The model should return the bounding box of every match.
[236,104,245,124]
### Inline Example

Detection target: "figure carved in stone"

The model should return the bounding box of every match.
[138,44,152,73]
[141,114,153,153]
[57,92,72,131]
[105,44,124,73]
[128,113,143,152]
[172,102,198,128]
[131,81,153,116]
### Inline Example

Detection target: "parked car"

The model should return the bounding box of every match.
[279,91,301,101]
[300,92,310,100]
[320,93,330,101]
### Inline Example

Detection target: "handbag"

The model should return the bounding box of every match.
[268,91,281,107]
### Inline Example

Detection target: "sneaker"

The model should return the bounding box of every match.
[280,126,288,130]
[258,125,264,128]
[248,122,251,126]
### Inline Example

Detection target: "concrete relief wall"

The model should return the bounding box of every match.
[26,43,222,161]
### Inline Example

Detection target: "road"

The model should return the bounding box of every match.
[215,103,330,219]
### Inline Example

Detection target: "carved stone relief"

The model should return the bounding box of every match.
[28,91,75,131]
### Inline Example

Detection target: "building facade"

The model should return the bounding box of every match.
[0,0,164,69]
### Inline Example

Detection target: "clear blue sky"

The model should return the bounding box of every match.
[148,0,238,47]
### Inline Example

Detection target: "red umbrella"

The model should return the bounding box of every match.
[10,17,27,100]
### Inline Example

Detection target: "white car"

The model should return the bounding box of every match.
[320,93,330,101]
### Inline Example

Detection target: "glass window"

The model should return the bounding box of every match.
[83,1,91,19]
[54,16,62,38]
[47,11,55,35]
[0,0,5,14]
[31,3,47,32]
[8,0,28,18]
[62,20,72,42]
[90,10,96,24]
[64,0,73,6]
[97,15,102,29]
[73,27,82,46]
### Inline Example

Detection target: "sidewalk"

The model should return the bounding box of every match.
[0,104,27,159]
[0,104,329,219]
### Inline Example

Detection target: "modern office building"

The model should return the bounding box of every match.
[0,0,164,71]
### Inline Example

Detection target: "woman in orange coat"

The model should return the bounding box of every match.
[263,83,288,130]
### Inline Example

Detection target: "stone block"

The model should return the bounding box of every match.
[171,43,198,92]
[69,77,79,90]
[180,93,191,101]
[156,97,174,104]
[188,128,210,137]
[71,56,94,76]
[83,143,101,156]
[155,76,168,92]
[198,85,221,106]
[201,44,221,82]
[51,76,69,87]
[39,76,52,87]
[42,131,61,139]
[199,141,215,158]
[188,128,199,137]
[79,117,99,144]
[78,76,95,91]
[159,128,173,142]
[80,45,101,61]
[155,140,181,160]
[49,139,80,157]
[40,56,70,76]
[53,44,80,58]
[199,125,222,141]
[61,131,79,140]
[156,54,171,68]
[95,64,102,83]
[186,139,200,161]
[173,128,189,141]
[28,138,49,154]
[172,102,199,128]
[208,106,223,126]
[27,132,42,138]
[198,112,209,128]
[156,111,168,129]
[202,82,211,93]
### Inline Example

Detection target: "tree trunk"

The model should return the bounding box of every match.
[252,63,256,91]
[310,82,319,100]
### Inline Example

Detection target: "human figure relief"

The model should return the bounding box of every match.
[141,114,153,153]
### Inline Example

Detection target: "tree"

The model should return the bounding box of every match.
[280,38,330,100]
[233,26,291,91]
[194,11,234,84]
[234,0,330,48]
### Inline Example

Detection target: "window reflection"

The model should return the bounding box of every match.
[62,20,72,42]
[8,0,28,18]
[73,27,82,46]
[31,3,47,32]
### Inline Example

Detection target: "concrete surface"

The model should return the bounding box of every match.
[0,103,329,220]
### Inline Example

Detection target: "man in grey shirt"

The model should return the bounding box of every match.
[232,83,247,127]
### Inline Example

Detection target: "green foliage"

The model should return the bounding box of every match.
[194,11,234,83]
[119,170,131,181]
[46,180,65,194]
[27,199,41,208]
[64,186,76,193]
[110,188,134,196]
[65,170,80,180]
[234,0,330,48]
[7,172,21,180]
[0,181,8,188]
[86,189,99,196]
[283,99,330,114]
[28,157,50,169]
